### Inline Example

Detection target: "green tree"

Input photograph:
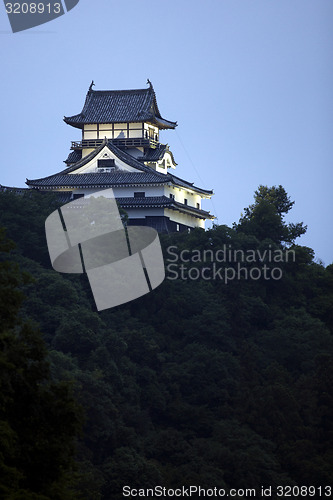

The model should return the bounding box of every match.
[0,228,82,499]
[235,185,307,244]
[1,188,332,497]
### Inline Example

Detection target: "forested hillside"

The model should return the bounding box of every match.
[0,188,332,499]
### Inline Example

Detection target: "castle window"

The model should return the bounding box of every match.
[184,198,188,205]
[98,159,115,168]
[197,203,200,209]
[169,193,175,200]
[134,192,145,198]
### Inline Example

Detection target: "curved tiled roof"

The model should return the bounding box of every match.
[27,171,213,196]
[138,143,167,162]
[26,172,166,188]
[64,83,177,130]
[117,195,173,208]
[138,143,177,166]
[117,196,214,219]
[168,173,213,195]
[27,141,213,195]
[64,150,82,164]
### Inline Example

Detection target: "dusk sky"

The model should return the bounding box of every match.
[0,0,332,264]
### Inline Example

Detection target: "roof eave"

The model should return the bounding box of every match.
[171,202,214,220]
[150,117,177,130]
[64,116,177,129]
[63,116,84,129]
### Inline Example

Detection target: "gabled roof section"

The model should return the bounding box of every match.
[26,140,167,187]
[64,150,82,165]
[138,144,177,166]
[26,140,213,196]
[62,139,158,175]
[64,81,177,130]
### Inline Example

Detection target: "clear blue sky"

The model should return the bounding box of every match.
[0,0,332,264]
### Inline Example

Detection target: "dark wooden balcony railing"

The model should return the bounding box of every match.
[71,137,159,150]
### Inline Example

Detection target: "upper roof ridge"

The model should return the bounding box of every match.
[64,82,177,130]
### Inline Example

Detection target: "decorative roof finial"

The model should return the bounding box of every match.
[147,78,153,89]
[89,80,95,92]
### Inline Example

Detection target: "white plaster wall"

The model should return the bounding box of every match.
[99,123,113,130]
[165,208,205,228]
[69,145,144,174]
[114,129,127,139]
[112,186,165,197]
[114,122,127,129]
[129,122,142,131]
[164,186,204,209]
[129,129,143,138]
[71,188,113,197]
[82,148,95,157]
[155,164,167,174]
[164,186,186,204]
[144,123,157,132]
[125,208,165,218]
[143,122,159,139]
[163,151,175,167]
[83,122,162,141]
[53,188,207,229]
[84,131,98,140]
[188,192,203,208]
[84,124,98,131]
[100,131,113,139]
[83,125,97,140]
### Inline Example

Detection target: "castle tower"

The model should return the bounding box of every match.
[27,81,214,232]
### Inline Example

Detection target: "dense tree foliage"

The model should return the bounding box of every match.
[235,185,307,243]
[0,188,332,499]
[0,227,82,499]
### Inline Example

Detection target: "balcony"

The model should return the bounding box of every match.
[71,137,159,150]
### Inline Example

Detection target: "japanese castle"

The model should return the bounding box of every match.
[26,81,214,232]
